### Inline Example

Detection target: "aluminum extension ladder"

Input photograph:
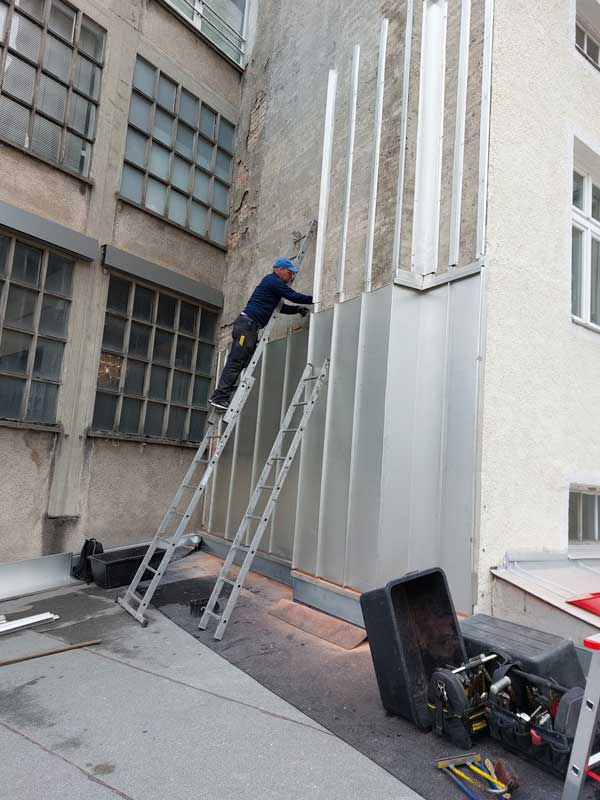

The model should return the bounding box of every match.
[117,221,317,626]
[199,358,330,640]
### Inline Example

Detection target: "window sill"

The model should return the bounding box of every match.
[87,429,201,449]
[569,544,600,558]
[572,316,600,334]
[117,197,228,253]
[0,418,63,434]
[0,137,95,187]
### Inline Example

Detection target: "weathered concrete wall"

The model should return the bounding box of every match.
[0,0,241,561]
[477,0,600,609]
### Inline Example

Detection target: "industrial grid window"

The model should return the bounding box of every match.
[163,0,246,66]
[576,21,600,68]
[92,272,217,444]
[569,488,600,543]
[0,0,106,178]
[120,54,235,249]
[0,232,73,425]
[572,168,600,327]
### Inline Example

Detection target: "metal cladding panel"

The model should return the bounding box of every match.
[316,296,361,584]
[345,285,392,590]
[292,307,334,574]
[209,415,234,535]
[271,327,308,559]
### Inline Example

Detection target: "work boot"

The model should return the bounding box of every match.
[209,398,229,413]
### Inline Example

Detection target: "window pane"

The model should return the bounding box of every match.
[572,227,583,318]
[107,275,130,313]
[39,295,69,337]
[0,2,5,40]
[92,392,117,430]
[166,405,186,439]
[0,96,29,146]
[179,302,197,334]
[593,185,600,222]
[32,115,62,162]
[576,25,586,49]
[588,37,600,64]
[0,329,31,373]
[79,15,105,62]
[44,35,71,82]
[133,285,154,321]
[33,337,64,380]
[215,150,232,182]
[175,335,193,368]
[73,54,101,100]
[124,359,145,394]
[97,351,122,389]
[0,235,10,275]
[148,141,170,180]
[128,322,151,358]
[5,285,37,331]
[213,181,229,214]
[157,294,176,328]
[45,254,73,295]
[37,74,67,122]
[49,0,76,42]
[144,402,164,436]
[210,213,227,246]
[0,375,25,418]
[190,202,208,236]
[153,329,173,362]
[175,122,194,159]
[63,132,91,176]
[13,242,42,286]
[218,118,235,151]
[157,74,176,112]
[193,375,210,407]
[119,397,142,434]
[125,127,148,167]
[129,93,152,133]
[196,137,213,169]
[15,0,44,19]
[189,409,206,441]
[199,105,216,138]
[120,164,144,203]
[145,178,167,215]
[9,13,41,61]
[171,370,190,403]
[149,364,168,399]
[569,492,581,540]
[582,493,597,541]
[167,190,187,226]
[196,341,213,373]
[3,54,36,104]
[592,239,600,326]
[199,310,217,341]
[133,57,155,97]
[153,108,174,146]
[179,90,198,126]
[102,314,126,351]
[193,170,210,202]
[172,156,191,191]
[26,381,58,423]
[68,93,96,138]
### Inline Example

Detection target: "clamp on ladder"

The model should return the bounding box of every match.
[198,358,330,640]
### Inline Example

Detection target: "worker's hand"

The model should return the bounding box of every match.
[297,307,310,317]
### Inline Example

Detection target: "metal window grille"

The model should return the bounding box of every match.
[120,54,235,250]
[0,0,106,178]
[569,489,600,543]
[0,230,74,424]
[92,272,217,444]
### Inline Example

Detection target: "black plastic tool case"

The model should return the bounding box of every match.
[89,545,166,589]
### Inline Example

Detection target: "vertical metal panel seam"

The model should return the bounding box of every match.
[476,0,494,258]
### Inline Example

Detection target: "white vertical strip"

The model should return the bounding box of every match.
[337,45,360,301]
[392,0,414,277]
[476,0,494,258]
[411,0,448,275]
[448,0,472,267]
[364,19,389,292]
[313,69,338,314]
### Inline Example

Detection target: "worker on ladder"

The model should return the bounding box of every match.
[209,257,313,412]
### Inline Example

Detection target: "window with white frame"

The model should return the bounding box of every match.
[120,55,235,249]
[92,273,218,444]
[572,168,600,326]
[569,487,600,543]
[0,0,106,178]
[0,232,74,424]
[165,0,246,65]
[576,20,600,67]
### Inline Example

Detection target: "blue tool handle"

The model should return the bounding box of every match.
[443,768,480,800]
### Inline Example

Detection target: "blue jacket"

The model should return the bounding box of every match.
[243,273,313,327]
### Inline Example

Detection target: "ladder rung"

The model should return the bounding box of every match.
[303,375,319,381]
[271,456,288,461]
[170,511,187,517]
[245,513,263,520]
[281,428,298,433]
[222,578,236,587]
[258,484,275,490]
[181,483,196,489]
[145,565,158,575]
[158,538,174,547]
[203,609,222,620]
[294,401,309,406]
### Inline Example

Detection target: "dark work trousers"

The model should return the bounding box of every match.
[210,314,260,405]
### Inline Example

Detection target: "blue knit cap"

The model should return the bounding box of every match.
[273,257,299,273]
